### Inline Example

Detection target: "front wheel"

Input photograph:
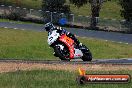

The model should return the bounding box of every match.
[54,45,70,61]
[82,51,92,61]
[81,45,92,61]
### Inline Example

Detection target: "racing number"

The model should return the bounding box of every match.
[49,37,53,41]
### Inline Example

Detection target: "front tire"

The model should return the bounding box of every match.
[82,50,92,61]
[54,45,70,61]
[81,45,92,61]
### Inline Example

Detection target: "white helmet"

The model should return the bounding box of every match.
[44,22,55,32]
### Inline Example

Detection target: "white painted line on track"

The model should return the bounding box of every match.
[4,27,8,29]
[125,43,129,45]
[9,22,14,24]
[81,38,130,45]
[82,37,87,39]
[100,39,130,45]
[14,28,18,29]
[119,42,122,44]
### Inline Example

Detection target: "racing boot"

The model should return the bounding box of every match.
[79,43,83,47]
[75,39,82,48]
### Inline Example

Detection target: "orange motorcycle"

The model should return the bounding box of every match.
[47,30,92,61]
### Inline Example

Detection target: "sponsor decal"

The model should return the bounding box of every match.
[77,68,131,84]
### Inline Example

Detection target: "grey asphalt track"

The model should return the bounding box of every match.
[0,22,132,44]
[0,59,132,64]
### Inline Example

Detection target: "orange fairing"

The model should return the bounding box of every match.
[59,34,74,59]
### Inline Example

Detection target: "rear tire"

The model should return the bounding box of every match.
[54,45,70,61]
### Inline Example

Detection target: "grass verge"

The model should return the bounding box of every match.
[0,28,132,60]
[0,69,132,88]
[0,19,42,25]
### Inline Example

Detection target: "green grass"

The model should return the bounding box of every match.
[100,1,122,19]
[3,0,42,9]
[0,18,42,25]
[2,0,122,19]
[0,28,132,60]
[0,69,132,88]
[0,28,56,60]
[0,19,10,22]
[80,37,132,59]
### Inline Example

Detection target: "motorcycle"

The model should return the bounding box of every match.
[47,30,92,61]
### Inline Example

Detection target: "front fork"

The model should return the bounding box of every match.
[53,52,58,57]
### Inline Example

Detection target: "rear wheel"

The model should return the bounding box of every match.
[54,44,70,61]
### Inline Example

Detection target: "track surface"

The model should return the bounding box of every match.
[0,59,132,65]
[0,22,132,44]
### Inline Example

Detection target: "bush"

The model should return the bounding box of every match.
[7,9,27,20]
[119,0,132,21]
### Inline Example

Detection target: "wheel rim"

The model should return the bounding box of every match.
[57,46,70,59]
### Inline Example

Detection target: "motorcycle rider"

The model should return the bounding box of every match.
[44,22,82,47]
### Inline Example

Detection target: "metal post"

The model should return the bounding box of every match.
[53,12,57,14]
[53,12,57,23]
[16,6,20,14]
[8,6,12,11]
[38,10,42,16]
[8,6,12,22]
[45,11,50,22]
[61,13,64,17]
[86,16,90,25]
[38,10,42,22]
[23,8,27,18]
[16,7,20,21]
[30,9,34,14]
[23,8,26,10]
[51,12,53,22]
[70,14,75,26]
[16,6,20,9]
[71,14,74,23]
[23,8,27,14]
[38,9,42,13]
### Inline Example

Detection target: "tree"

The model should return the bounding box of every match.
[14,0,20,6]
[7,8,27,20]
[42,0,70,13]
[119,0,132,22]
[42,0,70,23]
[70,0,104,29]
[69,0,88,7]
[119,0,132,33]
